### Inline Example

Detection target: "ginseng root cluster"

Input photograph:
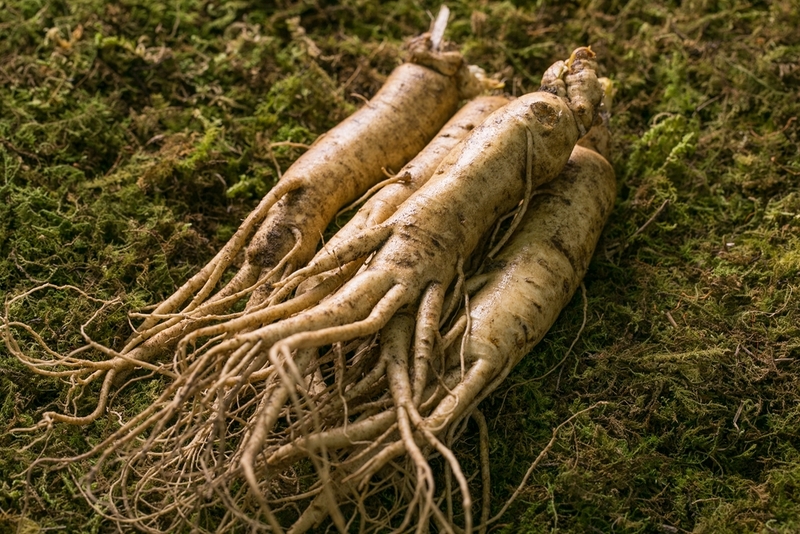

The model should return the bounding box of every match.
[5,30,616,534]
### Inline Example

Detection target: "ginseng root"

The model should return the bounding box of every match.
[266,83,617,532]
[6,18,497,426]
[119,29,482,362]
[56,48,606,533]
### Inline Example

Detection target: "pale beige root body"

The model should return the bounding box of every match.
[277,119,617,534]
[124,52,467,356]
[172,49,601,380]
[426,137,616,436]
[174,48,602,532]
[9,36,493,427]
[184,96,509,347]
[26,49,605,533]
[194,54,599,396]
[304,94,510,271]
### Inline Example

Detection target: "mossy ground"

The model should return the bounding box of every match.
[1,0,798,532]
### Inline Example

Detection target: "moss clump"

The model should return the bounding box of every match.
[1,0,799,532]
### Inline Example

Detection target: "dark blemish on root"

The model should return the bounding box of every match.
[394,254,420,269]
[531,101,558,128]
[549,234,578,274]
[247,224,296,268]
[524,277,545,291]
[283,186,306,207]
[521,323,530,341]
[485,259,508,271]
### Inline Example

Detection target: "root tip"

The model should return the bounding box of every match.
[567,46,595,68]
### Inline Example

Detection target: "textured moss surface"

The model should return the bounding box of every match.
[1,0,798,532]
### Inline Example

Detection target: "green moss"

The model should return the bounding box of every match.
[1,0,799,531]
